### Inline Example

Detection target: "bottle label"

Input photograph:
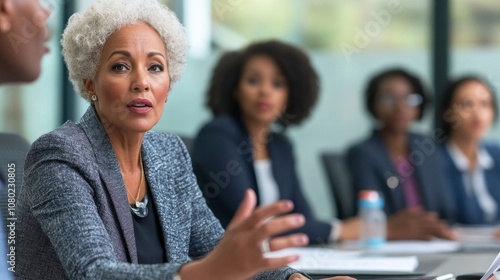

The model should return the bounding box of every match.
[363,237,385,249]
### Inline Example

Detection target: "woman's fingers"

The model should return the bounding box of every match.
[268,233,309,251]
[240,200,294,230]
[253,214,306,242]
[227,189,257,230]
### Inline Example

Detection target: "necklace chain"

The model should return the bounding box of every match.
[125,152,144,204]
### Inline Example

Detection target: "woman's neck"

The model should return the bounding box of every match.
[450,134,479,170]
[380,127,409,159]
[243,118,271,161]
[107,130,145,172]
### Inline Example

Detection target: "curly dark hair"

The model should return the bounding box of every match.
[206,40,319,127]
[365,68,430,120]
[437,75,498,137]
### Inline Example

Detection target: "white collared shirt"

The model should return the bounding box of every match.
[254,159,280,206]
[446,142,497,222]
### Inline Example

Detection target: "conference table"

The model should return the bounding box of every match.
[305,243,500,279]
[424,251,495,276]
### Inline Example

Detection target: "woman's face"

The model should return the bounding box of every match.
[84,23,170,136]
[373,75,421,132]
[448,80,495,141]
[0,0,50,83]
[235,55,289,127]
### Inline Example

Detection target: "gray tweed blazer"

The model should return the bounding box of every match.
[15,106,303,280]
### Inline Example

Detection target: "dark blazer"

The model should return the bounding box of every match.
[16,107,301,280]
[346,130,453,220]
[439,143,500,225]
[192,115,332,244]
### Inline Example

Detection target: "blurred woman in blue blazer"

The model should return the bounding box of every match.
[437,76,500,225]
[192,41,361,244]
[346,68,455,240]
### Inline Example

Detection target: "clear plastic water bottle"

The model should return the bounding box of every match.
[359,190,386,249]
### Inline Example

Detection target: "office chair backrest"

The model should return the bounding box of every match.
[321,152,357,219]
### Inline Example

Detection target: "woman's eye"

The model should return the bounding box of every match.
[150,64,164,72]
[112,63,128,72]
[247,77,259,85]
[273,80,284,88]
[480,100,492,108]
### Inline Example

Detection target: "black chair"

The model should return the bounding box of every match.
[321,152,357,220]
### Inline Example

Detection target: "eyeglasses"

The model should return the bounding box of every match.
[454,99,493,112]
[378,93,423,108]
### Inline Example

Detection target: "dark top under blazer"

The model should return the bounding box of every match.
[439,143,500,225]
[346,130,453,220]
[192,115,332,244]
[16,107,300,280]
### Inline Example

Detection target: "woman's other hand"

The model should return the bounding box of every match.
[387,208,456,240]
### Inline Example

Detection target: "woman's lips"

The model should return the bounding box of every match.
[127,99,153,114]
[256,102,272,111]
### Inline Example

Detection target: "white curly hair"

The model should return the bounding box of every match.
[61,0,188,100]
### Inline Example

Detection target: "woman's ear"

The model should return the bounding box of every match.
[83,79,95,99]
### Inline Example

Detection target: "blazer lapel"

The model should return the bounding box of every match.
[267,137,291,200]
[78,106,138,263]
[142,137,189,263]
[371,132,406,213]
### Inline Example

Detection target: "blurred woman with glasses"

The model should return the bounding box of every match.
[437,76,500,225]
[347,68,455,240]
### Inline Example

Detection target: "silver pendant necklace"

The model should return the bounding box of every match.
[131,193,148,218]
[127,152,148,218]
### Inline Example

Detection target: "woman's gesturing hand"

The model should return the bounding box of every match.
[179,189,309,280]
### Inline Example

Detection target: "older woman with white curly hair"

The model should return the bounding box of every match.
[15,1,355,280]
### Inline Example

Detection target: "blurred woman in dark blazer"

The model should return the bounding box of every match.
[192,41,361,245]
[16,1,351,279]
[437,76,500,225]
[346,68,455,240]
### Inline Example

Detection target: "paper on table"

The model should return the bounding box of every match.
[265,247,361,260]
[340,239,460,254]
[265,247,418,273]
[456,225,500,243]
[455,225,500,252]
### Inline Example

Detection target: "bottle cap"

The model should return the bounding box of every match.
[358,190,384,208]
